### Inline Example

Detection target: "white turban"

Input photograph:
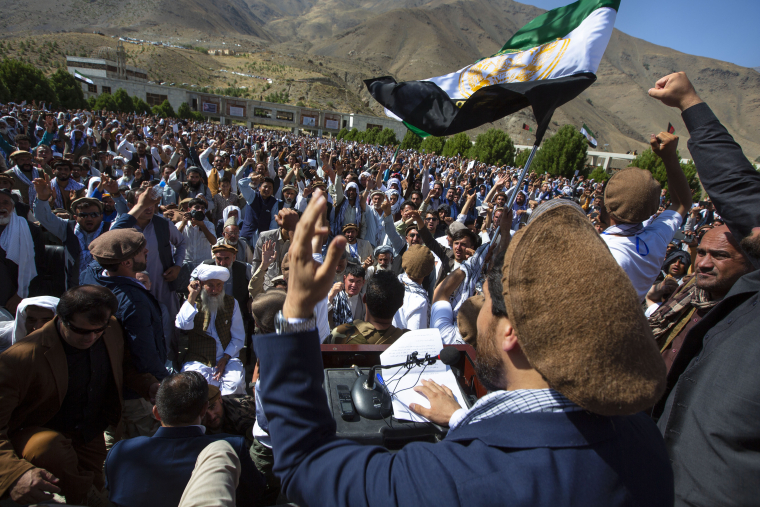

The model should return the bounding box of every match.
[11,296,59,346]
[344,182,359,194]
[195,265,230,282]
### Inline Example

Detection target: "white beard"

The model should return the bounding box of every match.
[0,216,10,225]
[200,290,225,314]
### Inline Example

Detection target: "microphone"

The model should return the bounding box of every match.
[437,347,461,366]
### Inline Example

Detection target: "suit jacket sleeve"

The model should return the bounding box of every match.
[0,346,36,496]
[683,102,760,242]
[255,330,459,507]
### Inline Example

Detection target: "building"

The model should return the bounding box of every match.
[69,58,408,139]
[66,42,147,90]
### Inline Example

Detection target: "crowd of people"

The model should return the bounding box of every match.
[0,70,757,506]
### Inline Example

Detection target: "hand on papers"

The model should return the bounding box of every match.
[410,379,462,426]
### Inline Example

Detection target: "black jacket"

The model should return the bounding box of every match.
[654,102,760,506]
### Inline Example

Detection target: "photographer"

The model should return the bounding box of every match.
[178,198,216,270]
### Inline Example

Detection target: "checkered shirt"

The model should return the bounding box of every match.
[450,388,583,430]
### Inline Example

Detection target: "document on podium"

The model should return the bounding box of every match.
[379,328,466,423]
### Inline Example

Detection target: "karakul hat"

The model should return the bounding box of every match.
[224,216,239,228]
[457,295,484,346]
[251,289,287,334]
[604,167,660,224]
[501,204,665,416]
[89,229,146,263]
[402,244,435,280]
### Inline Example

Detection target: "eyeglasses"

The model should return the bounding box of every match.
[407,233,420,238]
[76,212,102,219]
[424,217,438,221]
[63,320,109,335]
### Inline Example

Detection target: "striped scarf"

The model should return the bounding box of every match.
[74,221,106,273]
[333,290,353,327]
[648,275,719,345]
[12,165,39,204]
[51,177,84,209]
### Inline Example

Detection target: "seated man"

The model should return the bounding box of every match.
[328,262,366,328]
[255,195,673,507]
[365,244,394,279]
[0,295,58,353]
[176,265,246,395]
[105,372,261,507]
[0,285,158,506]
[330,270,407,345]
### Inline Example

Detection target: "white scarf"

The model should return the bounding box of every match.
[11,296,59,345]
[12,165,39,204]
[51,177,85,209]
[0,211,37,298]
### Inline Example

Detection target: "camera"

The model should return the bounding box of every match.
[190,210,206,222]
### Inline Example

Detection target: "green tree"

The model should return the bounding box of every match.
[132,96,152,115]
[588,166,610,182]
[152,99,176,118]
[400,129,422,150]
[337,128,349,140]
[514,148,531,168]
[376,128,398,147]
[0,77,10,103]
[0,58,57,103]
[177,102,193,119]
[469,128,515,166]
[109,88,132,113]
[363,128,379,145]
[49,68,85,109]
[344,128,360,142]
[531,125,588,178]
[419,135,446,155]
[441,132,472,158]
[629,149,701,202]
[93,93,117,113]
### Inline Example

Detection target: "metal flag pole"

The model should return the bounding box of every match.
[506,144,538,210]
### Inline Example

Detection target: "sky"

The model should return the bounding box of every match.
[522,0,760,68]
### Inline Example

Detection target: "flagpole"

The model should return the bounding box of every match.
[507,144,538,210]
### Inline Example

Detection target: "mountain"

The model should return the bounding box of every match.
[1,0,758,159]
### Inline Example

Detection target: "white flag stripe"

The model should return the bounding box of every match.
[423,7,616,101]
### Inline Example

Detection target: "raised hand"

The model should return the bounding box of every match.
[261,239,276,268]
[650,131,679,163]
[648,72,703,111]
[32,173,52,202]
[282,191,347,319]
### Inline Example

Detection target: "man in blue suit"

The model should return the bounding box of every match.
[254,191,674,507]
[104,371,262,507]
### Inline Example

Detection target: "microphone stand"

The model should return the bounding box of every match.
[351,352,435,420]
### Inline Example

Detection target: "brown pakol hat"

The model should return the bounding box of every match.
[501,204,665,416]
[251,289,287,334]
[207,385,221,405]
[402,244,435,280]
[603,167,661,224]
[89,229,147,264]
[212,243,238,255]
[70,197,104,213]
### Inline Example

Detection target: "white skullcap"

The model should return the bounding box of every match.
[196,264,230,282]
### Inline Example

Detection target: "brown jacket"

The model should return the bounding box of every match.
[0,317,156,495]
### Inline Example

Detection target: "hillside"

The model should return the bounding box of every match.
[1,0,758,160]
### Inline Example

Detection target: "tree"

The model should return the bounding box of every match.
[344,128,360,142]
[441,132,472,158]
[400,129,422,150]
[376,128,398,147]
[0,58,57,103]
[152,99,176,118]
[469,128,515,166]
[337,128,349,140]
[419,135,446,155]
[49,68,85,109]
[588,167,610,182]
[363,128,378,145]
[629,148,701,202]
[109,88,133,113]
[514,148,531,168]
[93,93,118,113]
[177,102,193,119]
[531,125,588,178]
[0,76,10,104]
[132,96,152,115]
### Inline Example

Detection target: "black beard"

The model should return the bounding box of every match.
[740,233,760,261]
[473,328,507,393]
[20,163,33,172]
[104,206,115,214]
[188,181,201,190]
[57,175,70,182]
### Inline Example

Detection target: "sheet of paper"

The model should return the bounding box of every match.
[173,124,179,133]
[379,329,466,423]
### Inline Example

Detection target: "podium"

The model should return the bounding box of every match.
[320,344,485,449]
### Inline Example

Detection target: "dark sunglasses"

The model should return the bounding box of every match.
[77,212,102,219]
[63,320,109,335]
[424,217,438,221]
